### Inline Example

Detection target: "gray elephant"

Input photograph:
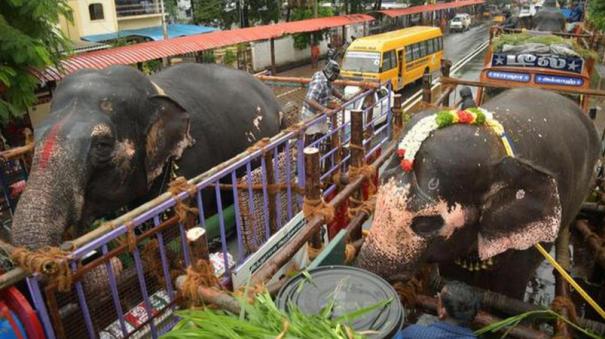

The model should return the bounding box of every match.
[11,63,282,250]
[357,88,599,298]
[532,0,566,32]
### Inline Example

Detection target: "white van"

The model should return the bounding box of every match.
[450,13,472,32]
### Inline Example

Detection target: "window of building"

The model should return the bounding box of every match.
[89,3,104,21]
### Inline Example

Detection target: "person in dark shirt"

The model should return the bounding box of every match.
[502,10,519,30]
[458,86,477,110]
[394,281,480,339]
[568,1,583,23]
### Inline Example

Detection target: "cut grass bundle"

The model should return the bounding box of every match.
[492,33,598,60]
[474,309,601,339]
[162,289,392,339]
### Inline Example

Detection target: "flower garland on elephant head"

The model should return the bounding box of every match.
[397,107,514,172]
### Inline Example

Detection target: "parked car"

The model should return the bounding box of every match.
[342,86,393,141]
[519,4,536,18]
[449,13,471,32]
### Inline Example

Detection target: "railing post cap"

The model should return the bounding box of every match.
[304,147,320,155]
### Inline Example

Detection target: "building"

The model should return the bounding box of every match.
[57,0,202,45]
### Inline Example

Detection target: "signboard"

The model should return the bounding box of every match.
[231,212,310,289]
[491,53,584,74]
[487,70,531,82]
[535,74,584,87]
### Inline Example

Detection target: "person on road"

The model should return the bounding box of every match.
[327,43,339,63]
[568,1,583,23]
[311,42,320,69]
[301,60,344,149]
[457,86,477,110]
[502,10,519,30]
[394,281,480,339]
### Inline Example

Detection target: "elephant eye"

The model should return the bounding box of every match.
[410,215,444,236]
[92,138,114,161]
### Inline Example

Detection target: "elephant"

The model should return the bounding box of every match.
[357,88,600,299]
[532,0,566,32]
[11,63,282,250]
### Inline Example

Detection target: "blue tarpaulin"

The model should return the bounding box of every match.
[82,24,217,42]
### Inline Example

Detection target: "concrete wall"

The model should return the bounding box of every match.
[117,15,163,30]
[73,0,119,37]
[250,22,368,72]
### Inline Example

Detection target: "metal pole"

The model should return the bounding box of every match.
[160,0,169,67]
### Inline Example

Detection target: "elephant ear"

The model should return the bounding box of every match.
[145,95,193,184]
[477,157,562,260]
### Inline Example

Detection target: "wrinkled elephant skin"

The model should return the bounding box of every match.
[11,63,281,250]
[357,88,600,298]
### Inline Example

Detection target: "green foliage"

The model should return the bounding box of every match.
[164,0,179,22]
[0,0,72,123]
[163,288,392,338]
[201,51,216,63]
[588,0,605,32]
[142,60,162,75]
[223,49,237,66]
[192,0,224,26]
[475,310,601,339]
[291,7,334,50]
[492,33,598,59]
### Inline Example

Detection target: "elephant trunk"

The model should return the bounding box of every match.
[356,179,425,281]
[11,145,86,250]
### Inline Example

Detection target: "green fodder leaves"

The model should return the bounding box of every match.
[474,310,602,339]
[163,289,391,339]
[492,33,598,60]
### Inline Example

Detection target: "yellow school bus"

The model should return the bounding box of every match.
[341,26,443,91]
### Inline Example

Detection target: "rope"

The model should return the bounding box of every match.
[307,243,322,260]
[168,176,199,224]
[11,247,73,292]
[392,265,433,308]
[347,196,377,219]
[302,197,335,223]
[344,243,356,264]
[181,259,220,305]
[246,137,271,154]
[348,164,377,195]
[534,243,605,320]
[551,296,578,324]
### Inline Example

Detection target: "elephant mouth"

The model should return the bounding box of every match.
[453,251,497,272]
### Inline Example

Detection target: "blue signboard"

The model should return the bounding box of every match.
[487,70,531,82]
[491,53,584,74]
[535,74,584,87]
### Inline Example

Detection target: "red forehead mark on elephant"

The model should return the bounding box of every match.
[38,123,62,171]
[38,111,73,171]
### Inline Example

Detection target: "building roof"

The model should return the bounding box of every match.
[81,24,217,42]
[376,0,485,17]
[35,14,373,82]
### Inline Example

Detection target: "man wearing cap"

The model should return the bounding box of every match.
[457,86,477,110]
[301,60,344,148]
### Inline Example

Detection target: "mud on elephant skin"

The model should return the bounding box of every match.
[357,88,600,299]
[11,63,282,250]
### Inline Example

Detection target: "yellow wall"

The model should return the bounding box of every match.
[29,102,51,129]
[117,15,162,30]
[74,0,119,37]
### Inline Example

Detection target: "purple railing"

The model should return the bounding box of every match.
[24,80,392,339]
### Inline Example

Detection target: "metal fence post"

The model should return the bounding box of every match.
[304,147,322,249]
[349,110,365,241]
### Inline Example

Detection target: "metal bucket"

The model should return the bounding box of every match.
[276,265,404,339]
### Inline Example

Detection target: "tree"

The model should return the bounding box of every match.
[291,7,334,50]
[0,0,72,122]
[588,0,605,31]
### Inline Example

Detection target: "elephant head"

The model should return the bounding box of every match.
[356,108,562,282]
[11,65,193,249]
[532,0,566,32]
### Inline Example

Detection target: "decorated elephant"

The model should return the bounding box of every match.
[532,0,566,32]
[357,88,599,298]
[11,63,282,250]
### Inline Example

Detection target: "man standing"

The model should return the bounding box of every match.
[395,281,480,338]
[327,43,339,63]
[457,87,477,110]
[301,60,344,148]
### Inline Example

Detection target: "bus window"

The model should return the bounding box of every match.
[382,50,396,71]
[405,46,413,62]
[419,41,427,58]
[342,51,381,73]
[437,37,443,51]
[427,39,434,54]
